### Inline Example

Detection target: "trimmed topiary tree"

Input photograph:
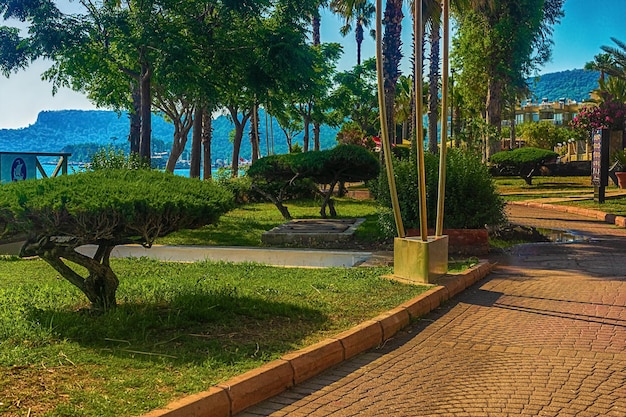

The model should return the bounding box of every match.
[248,145,380,219]
[490,147,559,185]
[246,154,316,220]
[0,170,234,311]
[293,145,380,218]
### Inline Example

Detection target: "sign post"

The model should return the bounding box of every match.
[592,129,610,203]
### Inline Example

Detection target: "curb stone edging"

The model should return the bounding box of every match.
[509,200,626,228]
[141,260,495,417]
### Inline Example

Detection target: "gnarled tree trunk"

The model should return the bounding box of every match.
[22,237,119,311]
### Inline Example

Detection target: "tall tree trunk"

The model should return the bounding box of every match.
[382,0,403,145]
[312,13,321,46]
[139,58,152,166]
[509,116,516,149]
[485,77,503,161]
[250,104,260,162]
[428,18,441,154]
[129,82,141,155]
[313,122,321,151]
[303,114,311,152]
[165,109,193,172]
[190,107,203,178]
[202,109,212,180]
[228,106,251,177]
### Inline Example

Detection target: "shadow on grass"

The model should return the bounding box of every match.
[27,292,328,366]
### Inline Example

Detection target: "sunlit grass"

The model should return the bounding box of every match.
[159,198,384,246]
[0,256,427,417]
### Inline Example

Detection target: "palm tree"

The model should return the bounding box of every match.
[331,0,375,66]
[601,38,626,81]
[395,75,413,141]
[585,53,613,84]
[426,0,442,153]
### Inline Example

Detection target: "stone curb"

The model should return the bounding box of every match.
[509,200,626,227]
[141,261,496,417]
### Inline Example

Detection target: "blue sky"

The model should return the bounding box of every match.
[0,0,624,129]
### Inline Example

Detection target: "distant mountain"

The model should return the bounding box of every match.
[0,109,340,163]
[526,69,600,103]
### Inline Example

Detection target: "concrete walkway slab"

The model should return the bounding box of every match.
[78,244,373,268]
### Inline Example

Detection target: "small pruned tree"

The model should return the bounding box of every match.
[0,170,234,311]
[248,144,380,219]
[490,147,559,185]
[294,145,380,218]
[246,154,310,220]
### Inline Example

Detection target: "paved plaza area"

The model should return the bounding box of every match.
[238,204,626,416]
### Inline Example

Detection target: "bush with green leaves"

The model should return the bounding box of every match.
[248,145,380,219]
[516,121,572,150]
[376,149,506,235]
[490,147,559,185]
[0,170,234,311]
[89,146,148,170]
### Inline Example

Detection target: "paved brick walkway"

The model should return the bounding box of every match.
[238,204,626,417]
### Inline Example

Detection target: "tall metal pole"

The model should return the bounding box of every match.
[436,0,450,236]
[414,0,428,241]
[376,0,405,238]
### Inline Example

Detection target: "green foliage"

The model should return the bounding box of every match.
[293,144,380,185]
[517,121,572,149]
[0,170,234,245]
[247,145,379,218]
[0,170,235,310]
[490,147,559,185]
[89,146,149,170]
[490,147,558,166]
[376,149,506,232]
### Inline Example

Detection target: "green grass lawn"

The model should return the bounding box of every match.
[494,176,626,215]
[494,176,595,196]
[158,197,386,247]
[0,256,427,417]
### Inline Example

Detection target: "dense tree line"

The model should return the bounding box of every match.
[0,0,568,170]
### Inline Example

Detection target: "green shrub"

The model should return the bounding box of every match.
[0,170,234,311]
[247,145,380,218]
[490,147,559,185]
[376,149,505,234]
[89,147,148,170]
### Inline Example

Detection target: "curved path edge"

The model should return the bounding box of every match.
[141,261,497,417]
[509,200,626,227]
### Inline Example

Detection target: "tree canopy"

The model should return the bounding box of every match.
[0,169,234,311]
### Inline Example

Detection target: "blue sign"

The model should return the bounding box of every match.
[1,154,36,183]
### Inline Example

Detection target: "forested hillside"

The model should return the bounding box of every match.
[0,110,339,164]
[526,69,599,102]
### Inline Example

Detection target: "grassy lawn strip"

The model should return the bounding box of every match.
[494,176,595,195]
[495,176,626,216]
[158,198,384,247]
[554,197,626,216]
[0,256,427,417]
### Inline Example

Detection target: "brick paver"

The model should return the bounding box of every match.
[238,204,626,417]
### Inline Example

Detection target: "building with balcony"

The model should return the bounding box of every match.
[516,98,584,126]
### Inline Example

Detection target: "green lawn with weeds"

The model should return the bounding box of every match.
[158,198,385,247]
[0,256,427,417]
